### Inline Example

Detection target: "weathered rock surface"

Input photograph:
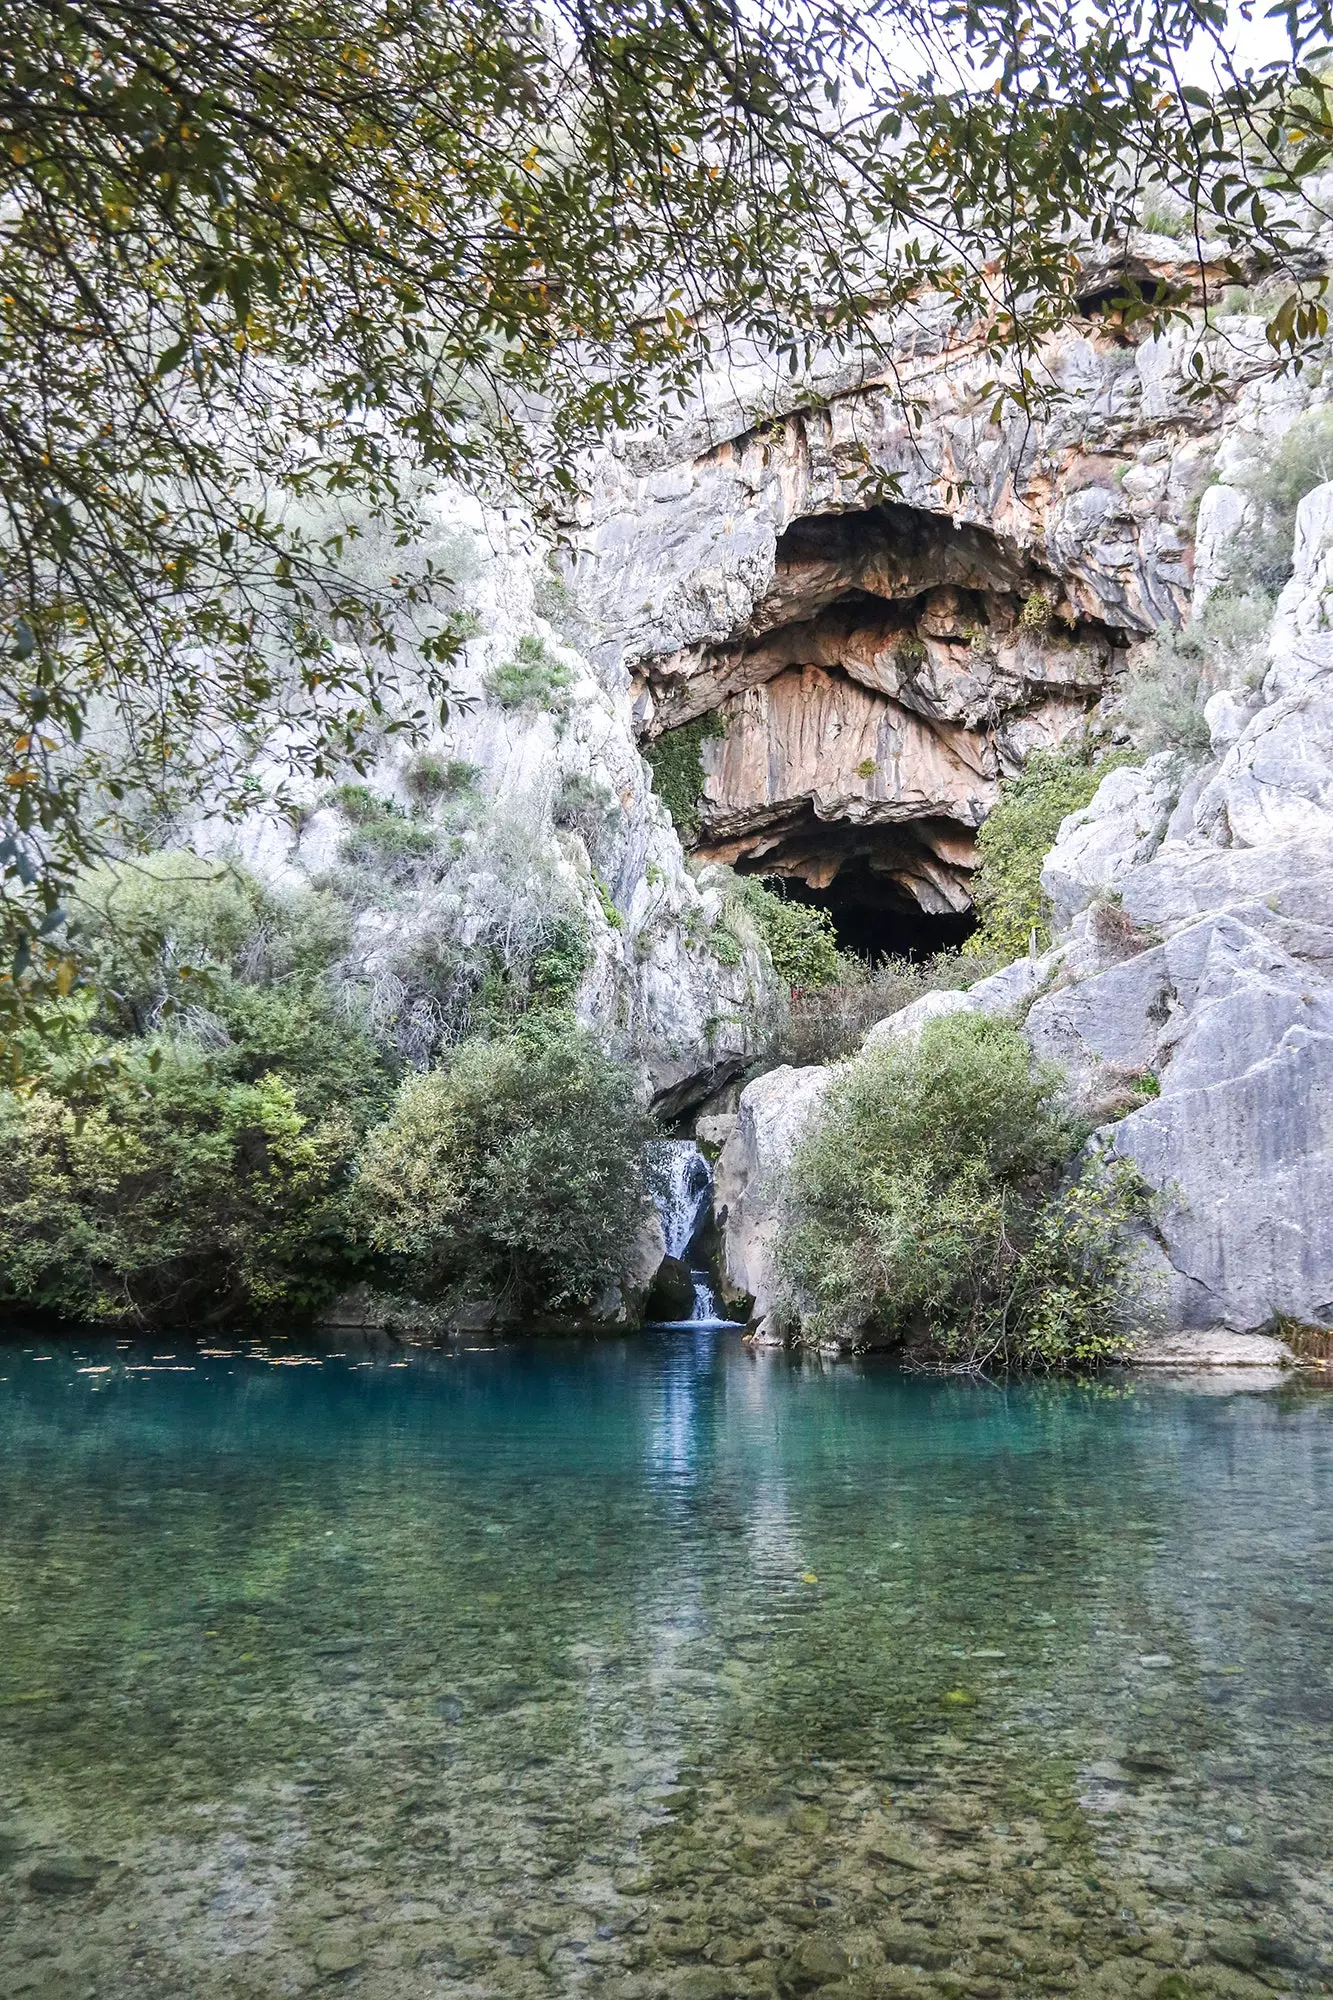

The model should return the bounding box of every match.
[1017,480,1333,1332]
[717,479,1333,1342]
[573,294,1318,919]
[191,488,775,1103]
[713,1064,831,1328]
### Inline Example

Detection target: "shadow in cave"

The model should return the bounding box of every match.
[758,864,977,963]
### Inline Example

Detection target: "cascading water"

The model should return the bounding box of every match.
[654,1140,713,1260]
[648,1140,740,1327]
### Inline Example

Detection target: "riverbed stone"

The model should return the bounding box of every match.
[780,1937,853,1991]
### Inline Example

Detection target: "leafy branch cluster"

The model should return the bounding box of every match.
[644,712,728,840]
[0,853,649,1327]
[965,749,1137,962]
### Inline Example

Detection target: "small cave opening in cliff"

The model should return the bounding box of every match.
[768,865,978,962]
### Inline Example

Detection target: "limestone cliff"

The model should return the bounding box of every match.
[716,482,1333,1344]
[574,267,1321,942]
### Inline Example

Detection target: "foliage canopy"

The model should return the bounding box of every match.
[966,751,1130,961]
[5,0,1333,1020]
[356,1017,654,1315]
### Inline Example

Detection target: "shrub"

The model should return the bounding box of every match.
[332,786,441,878]
[727,876,842,988]
[644,712,727,839]
[554,771,620,862]
[485,634,575,712]
[592,874,622,930]
[757,944,1006,1067]
[776,1012,1147,1370]
[1135,188,1190,239]
[355,1018,653,1316]
[0,992,383,1327]
[966,750,1133,961]
[1122,588,1271,754]
[69,852,351,1034]
[404,753,480,802]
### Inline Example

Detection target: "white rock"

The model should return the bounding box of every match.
[1191,483,1253,614]
[862,987,979,1051]
[713,1064,832,1326]
[1039,754,1182,929]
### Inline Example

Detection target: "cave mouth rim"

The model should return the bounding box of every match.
[739,857,980,965]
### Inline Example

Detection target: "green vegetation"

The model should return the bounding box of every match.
[0,858,392,1326]
[335,789,441,878]
[356,1018,653,1317]
[966,750,1133,961]
[592,874,623,930]
[0,852,651,1330]
[759,944,1006,1068]
[776,1012,1149,1369]
[485,636,576,713]
[1231,405,1333,588]
[554,772,621,863]
[729,878,842,989]
[5,0,1332,1031]
[1135,187,1190,239]
[404,754,480,803]
[1122,589,1272,755]
[644,714,727,840]
[1019,588,1055,631]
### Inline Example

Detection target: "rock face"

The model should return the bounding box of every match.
[572,285,1313,930]
[716,481,1333,1340]
[995,483,1333,1334]
[190,489,776,1110]
[713,1063,831,1325]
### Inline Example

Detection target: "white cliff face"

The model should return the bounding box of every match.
[189,488,775,1103]
[1010,480,1333,1333]
[571,288,1332,925]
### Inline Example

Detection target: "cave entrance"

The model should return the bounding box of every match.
[744,862,978,963]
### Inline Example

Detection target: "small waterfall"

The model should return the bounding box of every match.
[648,1140,740,1327]
[652,1140,713,1261]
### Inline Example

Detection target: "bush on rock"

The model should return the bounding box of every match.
[776,1012,1148,1370]
[355,1017,654,1317]
[965,750,1131,960]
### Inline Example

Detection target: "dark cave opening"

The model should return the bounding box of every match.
[752,863,978,963]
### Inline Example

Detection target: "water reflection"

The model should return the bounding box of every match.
[0,1330,1329,1997]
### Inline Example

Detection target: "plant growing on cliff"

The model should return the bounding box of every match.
[758,944,1006,1068]
[1122,588,1271,755]
[644,715,727,841]
[486,637,576,714]
[355,1017,653,1316]
[0,1046,365,1327]
[1230,406,1333,588]
[729,878,842,990]
[776,1012,1147,1370]
[965,751,1132,961]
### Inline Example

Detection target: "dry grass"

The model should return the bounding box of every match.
[757,945,1009,1068]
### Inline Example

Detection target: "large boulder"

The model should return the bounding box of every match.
[1026,911,1333,1327]
[713,1064,831,1330]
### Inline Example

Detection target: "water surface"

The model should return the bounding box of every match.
[1,1329,1330,1998]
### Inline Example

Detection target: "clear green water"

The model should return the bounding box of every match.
[1,1330,1331,2000]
